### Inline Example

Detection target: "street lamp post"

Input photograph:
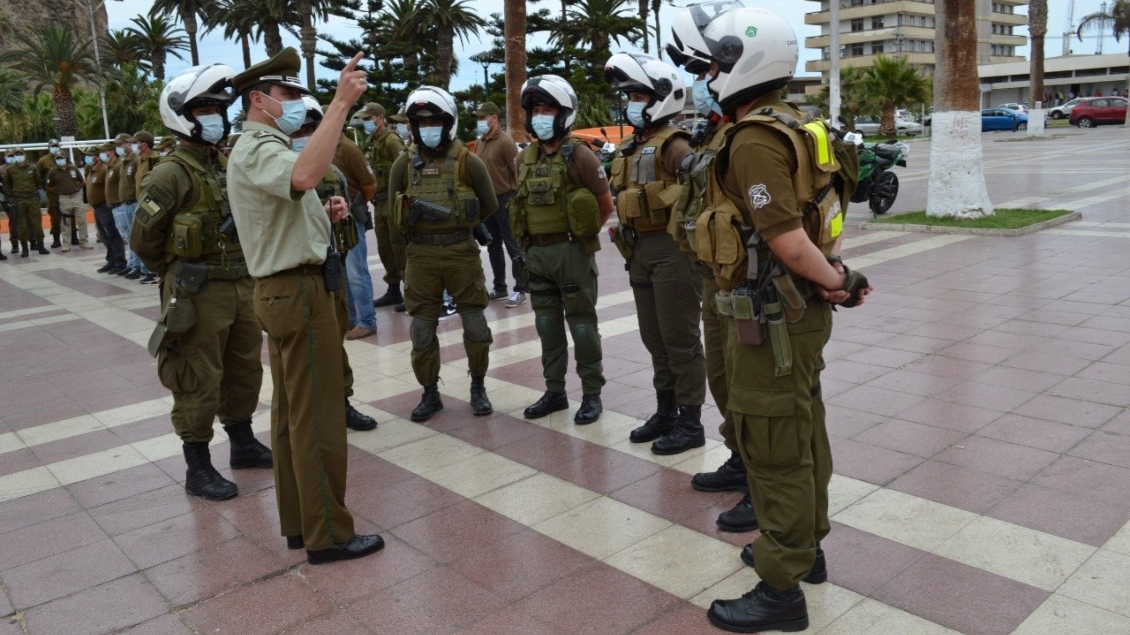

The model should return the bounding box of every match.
[81,0,117,139]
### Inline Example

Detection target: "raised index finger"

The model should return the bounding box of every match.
[343,52,364,72]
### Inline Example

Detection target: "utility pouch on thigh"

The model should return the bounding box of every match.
[165,296,196,335]
[764,297,792,377]
[732,287,763,346]
[178,261,209,294]
[715,291,733,317]
[608,225,633,263]
[171,215,204,259]
[771,275,807,323]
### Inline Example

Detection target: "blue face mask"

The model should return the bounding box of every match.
[55,158,66,167]
[692,79,722,117]
[626,102,648,128]
[476,119,491,137]
[4,157,11,165]
[396,123,409,139]
[363,119,377,135]
[14,155,25,164]
[130,143,140,154]
[99,152,111,163]
[418,126,444,149]
[84,156,94,166]
[115,146,126,157]
[262,94,306,136]
[531,114,556,141]
[49,147,60,156]
[197,114,226,145]
[291,135,310,153]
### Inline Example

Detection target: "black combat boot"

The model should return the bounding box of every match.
[692,451,748,492]
[629,390,678,443]
[411,383,444,422]
[50,232,61,248]
[524,390,568,419]
[0,249,6,261]
[373,284,403,308]
[70,229,80,245]
[9,240,16,254]
[651,405,706,455]
[708,582,809,633]
[345,400,377,431]
[20,241,29,258]
[574,394,602,425]
[35,240,50,255]
[470,375,492,416]
[741,545,827,584]
[717,493,759,532]
[182,442,239,500]
[223,420,272,469]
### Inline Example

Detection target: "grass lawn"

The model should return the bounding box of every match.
[869,208,1074,230]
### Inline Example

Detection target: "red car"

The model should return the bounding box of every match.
[1069,97,1128,128]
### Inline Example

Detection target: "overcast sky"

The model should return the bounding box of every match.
[105,0,1120,91]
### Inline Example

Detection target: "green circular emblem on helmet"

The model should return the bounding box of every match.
[745,26,759,37]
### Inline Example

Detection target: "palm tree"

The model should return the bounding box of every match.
[0,68,23,115]
[926,0,993,219]
[858,56,930,137]
[149,0,209,65]
[202,0,262,70]
[1029,0,1048,127]
[417,0,486,89]
[103,29,146,70]
[126,14,189,81]
[383,0,426,78]
[504,0,527,141]
[1077,0,1130,123]
[297,0,343,91]
[561,0,644,62]
[0,25,100,136]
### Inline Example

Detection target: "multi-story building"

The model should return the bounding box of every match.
[803,0,1028,81]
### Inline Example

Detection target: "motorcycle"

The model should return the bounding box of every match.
[851,137,909,216]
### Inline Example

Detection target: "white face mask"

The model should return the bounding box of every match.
[531,114,556,141]
[291,135,310,153]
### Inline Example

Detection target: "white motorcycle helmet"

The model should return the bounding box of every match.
[520,75,578,140]
[604,53,686,129]
[160,64,235,145]
[301,95,324,129]
[666,1,739,74]
[404,85,459,147]
[692,4,798,112]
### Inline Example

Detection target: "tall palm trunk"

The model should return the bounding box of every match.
[153,56,166,82]
[1029,0,1047,135]
[437,25,455,89]
[926,0,994,218]
[504,0,527,143]
[240,32,252,69]
[638,0,649,53]
[263,22,284,57]
[181,8,200,66]
[53,86,78,136]
[652,0,663,58]
[299,1,317,91]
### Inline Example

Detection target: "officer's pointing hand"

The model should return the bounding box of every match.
[334,52,368,106]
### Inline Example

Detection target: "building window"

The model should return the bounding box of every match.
[872,16,884,29]
[850,44,864,57]
[873,42,884,54]
[851,18,864,32]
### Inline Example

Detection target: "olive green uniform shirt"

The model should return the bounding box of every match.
[473,127,519,194]
[366,128,405,195]
[86,163,108,207]
[37,154,56,183]
[119,154,140,202]
[46,164,85,196]
[1,162,42,196]
[105,157,123,206]
[131,145,218,276]
[135,153,159,201]
[332,135,375,201]
[227,121,332,277]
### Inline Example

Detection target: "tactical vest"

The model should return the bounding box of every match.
[695,105,844,292]
[402,140,480,233]
[159,148,243,264]
[513,137,601,241]
[367,129,398,191]
[669,121,733,256]
[610,126,689,233]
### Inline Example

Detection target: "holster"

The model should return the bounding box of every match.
[763,287,792,377]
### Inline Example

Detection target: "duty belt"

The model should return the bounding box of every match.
[12,194,38,200]
[168,260,249,281]
[260,264,323,278]
[407,230,472,246]
[527,232,571,247]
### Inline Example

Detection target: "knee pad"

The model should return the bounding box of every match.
[535,312,563,340]
[569,320,599,349]
[462,309,491,343]
[409,317,436,352]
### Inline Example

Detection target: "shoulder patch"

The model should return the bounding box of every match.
[748,184,771,210]
[126,166,135,176]
[596,166,607,180]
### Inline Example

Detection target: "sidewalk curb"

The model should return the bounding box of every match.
[859,211,1082,237]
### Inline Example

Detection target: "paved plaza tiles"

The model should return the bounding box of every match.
[2,128,1130,634]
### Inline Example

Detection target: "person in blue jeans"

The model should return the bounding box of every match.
[343,215,378,338]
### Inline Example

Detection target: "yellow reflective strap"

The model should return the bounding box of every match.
[803,122,835,168]
[830,207,843,238]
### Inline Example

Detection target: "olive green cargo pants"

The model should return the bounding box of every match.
[703,276,737,450]
[375,197,406,286]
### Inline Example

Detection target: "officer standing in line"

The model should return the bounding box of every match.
[677,6,872,632]
[116,133,151,281]
[2,148,50,257]
[358,102,408,310]
[387,85,498,422]
[331,109,379,340]
[511,75,614,425]
[1,155,13,257]
[227,48,383,565]
[291,95,379,432]
[36,139,64,248]
[154,136,176,157]
[131,64,273,502]
[87,145,127,274]
[391,109,411,145]
[133,131,158,201]
[104,137,130,275]
[44,150,93,252]
[473,101,526,308]
[666,13,757,534]
[605,53,706,456]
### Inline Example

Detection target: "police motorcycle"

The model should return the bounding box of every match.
[851,133,909,216]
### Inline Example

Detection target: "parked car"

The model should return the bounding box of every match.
[1069,97,1128,128]
[852,115,923,137]
[995,102,1029,113]
[1048,98,1082,119]
[981,108,1028,131]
